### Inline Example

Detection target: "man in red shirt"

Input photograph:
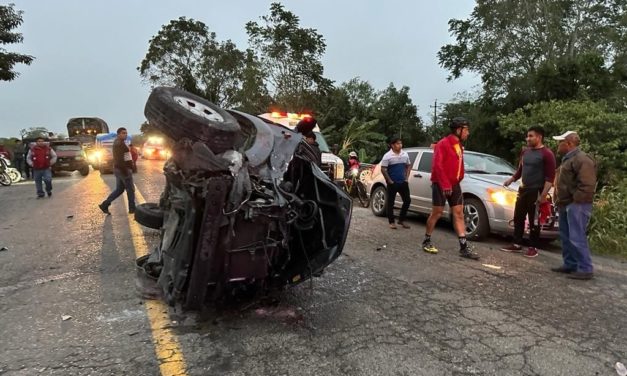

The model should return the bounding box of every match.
[422,117,479,260]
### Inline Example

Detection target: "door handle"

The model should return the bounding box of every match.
[413,173,423,178]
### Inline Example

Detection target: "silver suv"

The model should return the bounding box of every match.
[366,147,559,240]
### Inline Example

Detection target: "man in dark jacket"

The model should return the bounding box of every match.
[98,128,136,214]
[550,131,597,280]
[12,140,25,178]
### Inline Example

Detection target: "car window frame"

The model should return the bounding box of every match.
[416,151,434,173]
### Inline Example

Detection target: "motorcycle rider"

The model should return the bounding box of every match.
[347,151,360,171]
[26,137,57,198]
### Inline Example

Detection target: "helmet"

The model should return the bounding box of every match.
[349,151,357,158]
[450,117,470,130]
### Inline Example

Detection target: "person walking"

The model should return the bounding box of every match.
[12,140,25,179]
[26,137,57,198]
[422,117,479,260]
[550,131,597,280]
[381,136,411,229]
[501,125,556,257]
[23,140,32,179]
[98,128,136,214]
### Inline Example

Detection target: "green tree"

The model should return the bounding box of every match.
[317,78,376,134]
[438,0,625,102]
[19,127,50,139]
[246,2,332,111]
[322,118,386,162]
[0,3,34,81]
[138,17,266,109]
[499,100,627,185]
[373,83,425,147]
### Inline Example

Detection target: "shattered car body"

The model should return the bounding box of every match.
[136,87,352,309]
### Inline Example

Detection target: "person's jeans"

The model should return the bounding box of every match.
[386,181,411,224]
[558,203,594,273]
[33,168,52,197]
[513,187,542,247]
[102,168,136,211]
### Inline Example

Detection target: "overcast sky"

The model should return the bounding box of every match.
[0,0,479,137]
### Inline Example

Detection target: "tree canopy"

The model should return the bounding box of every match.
[0,3,34,82]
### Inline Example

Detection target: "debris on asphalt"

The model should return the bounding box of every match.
[66,215,74,219]
[0,247,8,252]
[376,244,387,251]
[482,264,502,270]
[616,362,627,376]
[61,315,72,321]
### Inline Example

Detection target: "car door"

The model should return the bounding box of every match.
[409,150,434,213]
[394,151,419,209]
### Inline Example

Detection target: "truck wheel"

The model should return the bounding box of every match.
[79,166,90,176]
[464,197,490,240]
[144,87,240,154]
[134,203,164,229]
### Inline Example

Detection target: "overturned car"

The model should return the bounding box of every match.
[135,87,352,310]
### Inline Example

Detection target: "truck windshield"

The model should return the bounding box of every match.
[314,132,330,153]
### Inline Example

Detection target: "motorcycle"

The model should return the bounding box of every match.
[343,166,370,208]
[0,155,21,184]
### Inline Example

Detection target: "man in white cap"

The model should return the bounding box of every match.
[551,131,597,280]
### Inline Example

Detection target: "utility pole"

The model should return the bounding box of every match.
[430,99,439,126]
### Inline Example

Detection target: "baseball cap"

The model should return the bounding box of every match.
[552,131,577,141]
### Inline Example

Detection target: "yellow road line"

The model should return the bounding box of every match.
[127,188,188,376]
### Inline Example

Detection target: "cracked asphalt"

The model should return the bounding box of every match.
[1,159,626,375]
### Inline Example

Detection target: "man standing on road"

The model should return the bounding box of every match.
[551,131,597,280]
[381,136,412,229]
[422,117,479,260]
[98,128,136,215]
[26,137,57,198]
[12,140,25,179]
[501,126,556,258]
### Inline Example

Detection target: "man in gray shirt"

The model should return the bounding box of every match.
[501,126,556,257]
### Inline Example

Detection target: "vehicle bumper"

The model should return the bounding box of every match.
[53,161,88,172]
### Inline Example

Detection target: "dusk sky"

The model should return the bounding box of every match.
[0,0,479,137]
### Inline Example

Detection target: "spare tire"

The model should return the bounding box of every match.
[134,203,164,229]
[144,87,240,154]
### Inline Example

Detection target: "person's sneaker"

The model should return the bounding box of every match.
[398,221,410,229]
[36,195,44,199]
[98,203,111,215]
[551,266,575,274]
[422,241,438,254]
[523,247,539,258]
[567,271,594,280]
[460,245,480,260]
[500,244,523,253]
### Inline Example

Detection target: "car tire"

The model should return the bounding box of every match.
[144,87,240,154]
[134,203,164,229]
[370,185,387,217]
[79,166,90,176]
[464,197,490,240]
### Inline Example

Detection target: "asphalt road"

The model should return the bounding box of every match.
[1,159,626,376]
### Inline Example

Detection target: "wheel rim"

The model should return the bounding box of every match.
[173,96,225,122]
[372,189,385,213]
[464,203,479,235]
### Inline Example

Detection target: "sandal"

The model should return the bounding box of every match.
[398,221,410,229]
[389,223,397,229]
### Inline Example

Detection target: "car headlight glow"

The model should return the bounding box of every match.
[487,188,517,207]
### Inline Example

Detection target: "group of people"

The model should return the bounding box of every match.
[1,138,58,198]
[382,117,597,279]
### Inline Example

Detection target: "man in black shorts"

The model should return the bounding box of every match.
[422,117,479,260]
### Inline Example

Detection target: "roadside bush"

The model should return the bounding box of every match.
[589,179,627,257]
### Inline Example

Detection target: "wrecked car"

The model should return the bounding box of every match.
[134,87,352,309]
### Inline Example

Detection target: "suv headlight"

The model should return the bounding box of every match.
[334,163,344,180]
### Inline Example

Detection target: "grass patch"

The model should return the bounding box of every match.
[589,180,627,258]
